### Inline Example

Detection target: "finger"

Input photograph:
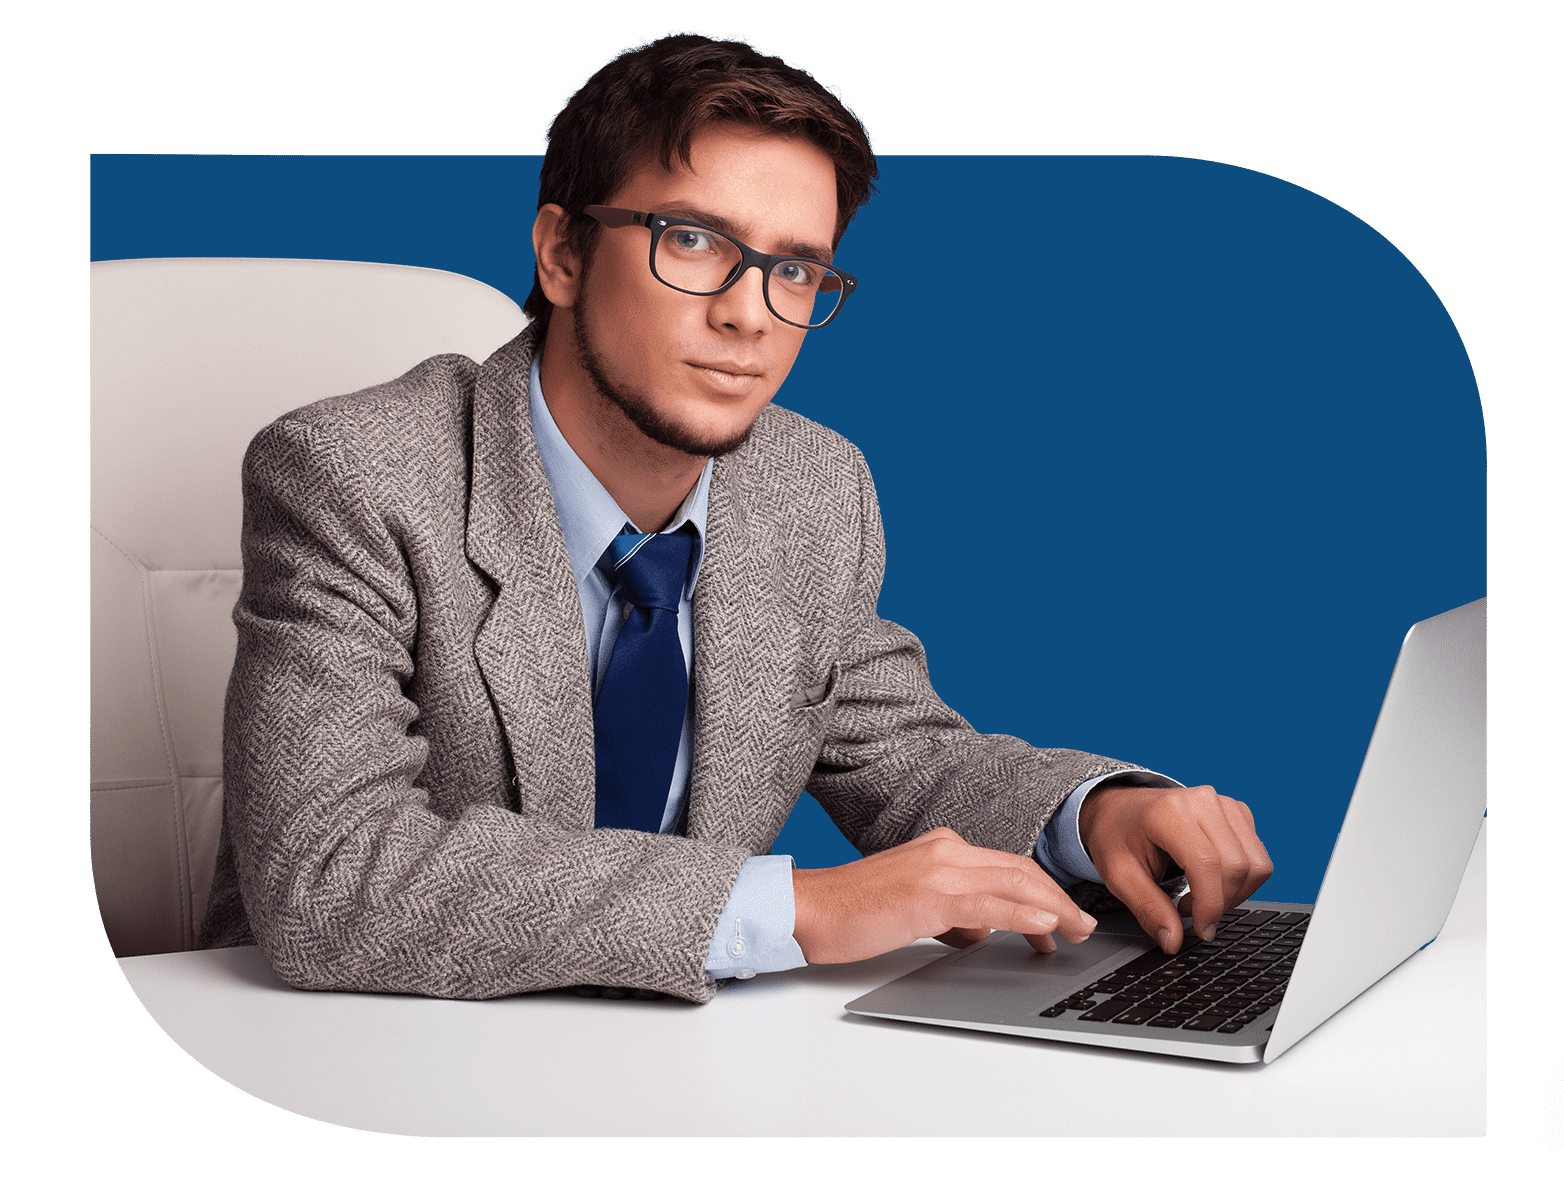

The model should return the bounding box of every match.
[1140,793,1242,940]
[1097,852,1185,954]
[1203,799,1268,908]
[935,927,991,949]
[944,890,1060,941]
[1181,799,1272,929]
[943,864,1096,942]
[1221,800,1274,903]
[1168,790,1274,917]
[1024,932,1058,953]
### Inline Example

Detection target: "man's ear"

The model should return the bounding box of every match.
[533,204,583,309]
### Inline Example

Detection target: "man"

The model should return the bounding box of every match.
[200,35,1272,1002]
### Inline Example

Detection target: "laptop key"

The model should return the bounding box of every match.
[1112,1007,1160,1025]
[1119,950,1175,976]
[1078,999,1134,1022]
[1182,1013,1229,1031]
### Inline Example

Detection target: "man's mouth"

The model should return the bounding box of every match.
[687,360,765,393]
[689,359,762,377]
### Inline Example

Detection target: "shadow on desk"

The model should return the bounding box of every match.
[183,939,959,1006]
[199,945,301,994]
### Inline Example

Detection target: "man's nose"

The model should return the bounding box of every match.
[707,265,772,334]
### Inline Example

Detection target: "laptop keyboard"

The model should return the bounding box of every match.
[1038,907,1307,1035]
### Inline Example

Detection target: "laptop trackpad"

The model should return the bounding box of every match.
[963,930,1146,984]
[850,930,1153,1025]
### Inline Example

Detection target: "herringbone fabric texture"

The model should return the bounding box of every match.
[199,322,1145,1002]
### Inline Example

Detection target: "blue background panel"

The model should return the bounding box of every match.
[92,155,1484,903]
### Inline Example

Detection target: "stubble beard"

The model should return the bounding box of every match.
[571,283,763,460]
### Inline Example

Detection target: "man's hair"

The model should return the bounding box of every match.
[524,34,878,323]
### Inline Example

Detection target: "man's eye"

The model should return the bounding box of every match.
[774,261,819,289]
[669,229,715,252]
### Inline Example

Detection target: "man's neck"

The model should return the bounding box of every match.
[536,315,707,533]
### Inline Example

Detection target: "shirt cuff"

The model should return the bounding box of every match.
[1035,770,1184,887]
[704,855,809,979]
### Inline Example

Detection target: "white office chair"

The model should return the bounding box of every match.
[91,258,528,957]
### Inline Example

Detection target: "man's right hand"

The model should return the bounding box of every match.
[790,827,1097,964]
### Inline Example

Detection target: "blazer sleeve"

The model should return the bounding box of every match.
[215,416,747,1003]
[806,447,1148,859]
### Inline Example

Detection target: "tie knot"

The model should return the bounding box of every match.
[601,526,694,612]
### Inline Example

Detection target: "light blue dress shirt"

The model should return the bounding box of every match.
[527,355,1176,979]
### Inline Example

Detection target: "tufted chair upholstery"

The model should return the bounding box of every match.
[91,258,527,956]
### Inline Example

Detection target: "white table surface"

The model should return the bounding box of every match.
[119,826,1484,1137]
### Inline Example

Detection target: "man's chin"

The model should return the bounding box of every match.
[573,300,766,457]
[622,403,763,458]
[591,358,764,457]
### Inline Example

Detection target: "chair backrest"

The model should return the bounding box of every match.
[91,258,528,956]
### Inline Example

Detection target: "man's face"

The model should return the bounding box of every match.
[570,123,840,457]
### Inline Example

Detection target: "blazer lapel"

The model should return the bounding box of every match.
[467,325,597,827]
[686,430,798,850]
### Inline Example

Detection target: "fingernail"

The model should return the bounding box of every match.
[1200,924,1217,941]
[1158,929,1178,954]
[1082,914,1098,931]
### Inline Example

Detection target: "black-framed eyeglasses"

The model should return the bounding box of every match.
[582,205,857,329]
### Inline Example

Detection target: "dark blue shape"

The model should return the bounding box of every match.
[91,155,1485,899]
[593,529,694,833]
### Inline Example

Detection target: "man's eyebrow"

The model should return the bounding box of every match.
[655,203,835,265]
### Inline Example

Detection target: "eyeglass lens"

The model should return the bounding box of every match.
[654,224,845,327]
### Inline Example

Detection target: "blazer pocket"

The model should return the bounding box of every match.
[787,662,839,711]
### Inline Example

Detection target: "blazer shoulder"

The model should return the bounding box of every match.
[242,352,481,487]
[238,352,486,535]
[741,403,871,483]
[714,404,880,565]
[261,352,480,446]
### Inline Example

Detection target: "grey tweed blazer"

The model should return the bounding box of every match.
[199,322,1144,1002]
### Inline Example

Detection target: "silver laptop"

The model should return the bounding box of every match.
[845,598,1486,1064]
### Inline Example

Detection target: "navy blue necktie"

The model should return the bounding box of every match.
[593,526,695,833]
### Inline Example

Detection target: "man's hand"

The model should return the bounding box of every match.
[791,827,1097,964]
[1078,783,1272,954]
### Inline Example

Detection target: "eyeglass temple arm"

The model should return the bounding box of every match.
[581,205,647,229]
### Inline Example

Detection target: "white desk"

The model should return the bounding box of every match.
[119,827,1484,1136]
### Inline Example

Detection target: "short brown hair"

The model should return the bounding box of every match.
[524,34,878,323]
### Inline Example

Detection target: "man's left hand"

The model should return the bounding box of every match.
[1077,784,1272,955]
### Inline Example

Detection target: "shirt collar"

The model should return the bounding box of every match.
[529,352,710,597]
